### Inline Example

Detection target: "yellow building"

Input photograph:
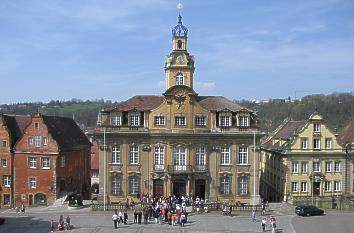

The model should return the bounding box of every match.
[261,113,352,209]
[94,14,262,204]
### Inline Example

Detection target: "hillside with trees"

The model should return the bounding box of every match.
[1,92,353,132]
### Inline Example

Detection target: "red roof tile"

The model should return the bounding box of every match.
[338,119,354,145]
[108,95,164,111]
[274,120,306,139]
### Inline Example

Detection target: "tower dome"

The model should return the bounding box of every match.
[172,15,188,37]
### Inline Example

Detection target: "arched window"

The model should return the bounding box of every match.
[111,174,121,195]
[175,72,184,85]
[34,193,47,205]
[220,176,230,195]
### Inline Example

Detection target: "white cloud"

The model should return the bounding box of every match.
[195,81,216,91]
[290,24,327,33]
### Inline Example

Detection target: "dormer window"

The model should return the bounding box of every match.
[111,115,122,126]
[34,122,39,129]
[175,72,184,85]
[129,113,140,126]
[238,116,249,127]
[220,115,231,127]
[313,122,320,133]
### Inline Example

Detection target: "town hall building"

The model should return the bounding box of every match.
[95,14,262,204]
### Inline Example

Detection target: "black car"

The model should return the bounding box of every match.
[295,205,324,216]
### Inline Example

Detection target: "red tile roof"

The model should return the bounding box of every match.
[108,95,164,111]
[274,120,306,139]
[338,119,354,145]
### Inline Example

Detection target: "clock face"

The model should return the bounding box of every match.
[176,55,184,64]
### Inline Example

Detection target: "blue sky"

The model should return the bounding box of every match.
[1,0,353,104]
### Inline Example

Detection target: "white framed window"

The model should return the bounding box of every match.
[313,161,320,172]
[28,137,34,146]
[238,147,248,165]
[301,181,307,192]
[175,116,186,126]
[3,175,11,187]
[154,145,165,168]
[291,162,299,173]
[173,146,186,166]
[129,114,140,126]
[324,181,331,191]
[220,146,230,165]
[195,146,206,166]
[334,180,340,191]
[29,177,36,188]
[2,159,7,167]
[60,156,65,168]
[42,137,48,146]
[129,145,139,164]
[111,174,121,195]
[129,176,139,195]
[325,138,332,149]
[238,116,249,127]
[291,182,298,192]
[112,145,121,164]
[220,115,231,127]
[34,136,41,147]
[325,161,332,172]
[313,138,320,149]
[334,161,340,172]
[238,176,248,195]
[41,157,50,169]
[301,138,308,149]
[175,72,184,85]
[154,116,165,126]
[220,176,230,195]
[301,162,308,173]
[195,116,206,126]
[111,115,122,126]
[313,122,320,132]
[28,157,37,168]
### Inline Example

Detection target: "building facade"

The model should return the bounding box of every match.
[14,113,91,206]
[95,14,262,204]
[261,113,353,209]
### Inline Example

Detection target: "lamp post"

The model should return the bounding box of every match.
[103,127,106,211]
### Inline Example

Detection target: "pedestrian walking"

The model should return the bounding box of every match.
[251,211,256,222]
[50,219,55,232]
[137,209,142,224]
[118,211,123,225]
[261,217,267,232]
[134,209,138,223]
[21,203,25,213]
[270,216,277,233]
[123,209,128,224]
[65,215,71,230]
[112,210,118,229]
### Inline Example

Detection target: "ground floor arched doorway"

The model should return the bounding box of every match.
[195,179,206,200]
[34,193,47,206]
[173,179,186,197]
[153,179,164,198]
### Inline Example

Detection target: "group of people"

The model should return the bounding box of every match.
[50,215,72,232]
[261,215,277,233]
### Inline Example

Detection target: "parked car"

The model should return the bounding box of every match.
[295,205,324,216]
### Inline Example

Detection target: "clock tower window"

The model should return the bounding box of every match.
[175,72,184,85]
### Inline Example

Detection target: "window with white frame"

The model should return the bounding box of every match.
[129,114,140,126]
[60,156,65,168]
[195,116,206,126]
[34,135,41,147]
[334,180,340,191]
[291,182,298,192]
[291,161,299,173]
[313,122,320,132]
[313,138,320,149]
[28,157,37,168]
[195,146,206,166]
[129,176,139,195]
[238,176,248,195]
[154,115,165,126]
[112,145,121,164]
[238,147,248,164]
[173,146,186,166]
[29,177,36,188]
[129,145,139,164]
[238,116,249,127]
[111,174,121,195]
[3,175,11,187]
[42,137,48,146]
[220,146,230,165]
[1,159,7,167]
[220,176,230,195]
[41,157,50,169]
[313,161,320,172]
[28,137,34,146]
[154,145,165,169]
[111,115,122,126]
[175,115,186,126]
[325,138,332,149]
[175,72,184,85]
[325,161,332,172]
[301,181,307,192]
[334,161,340,172]
[220,115,231,127]
[301,162,308,173]
[301,138,308,149]
[324,181,331,191]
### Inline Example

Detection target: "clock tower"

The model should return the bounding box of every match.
[164,14,195,91]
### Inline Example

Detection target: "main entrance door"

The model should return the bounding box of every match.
[195,179,206,199]
[173,179,186,197]
[153,179,164,198]
[313,182,320,196]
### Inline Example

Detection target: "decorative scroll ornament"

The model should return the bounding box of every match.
[175,94,186,110]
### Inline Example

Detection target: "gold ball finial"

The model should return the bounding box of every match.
[177,2,183,10]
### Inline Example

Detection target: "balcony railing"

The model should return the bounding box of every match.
[195,165,207,172]
[153,164,165,172]
[168,165,192,173]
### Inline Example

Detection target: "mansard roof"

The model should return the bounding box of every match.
[108,95,164,112]
[42,115,91,151]
[196,96,248,112]
[338,119,354,145]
